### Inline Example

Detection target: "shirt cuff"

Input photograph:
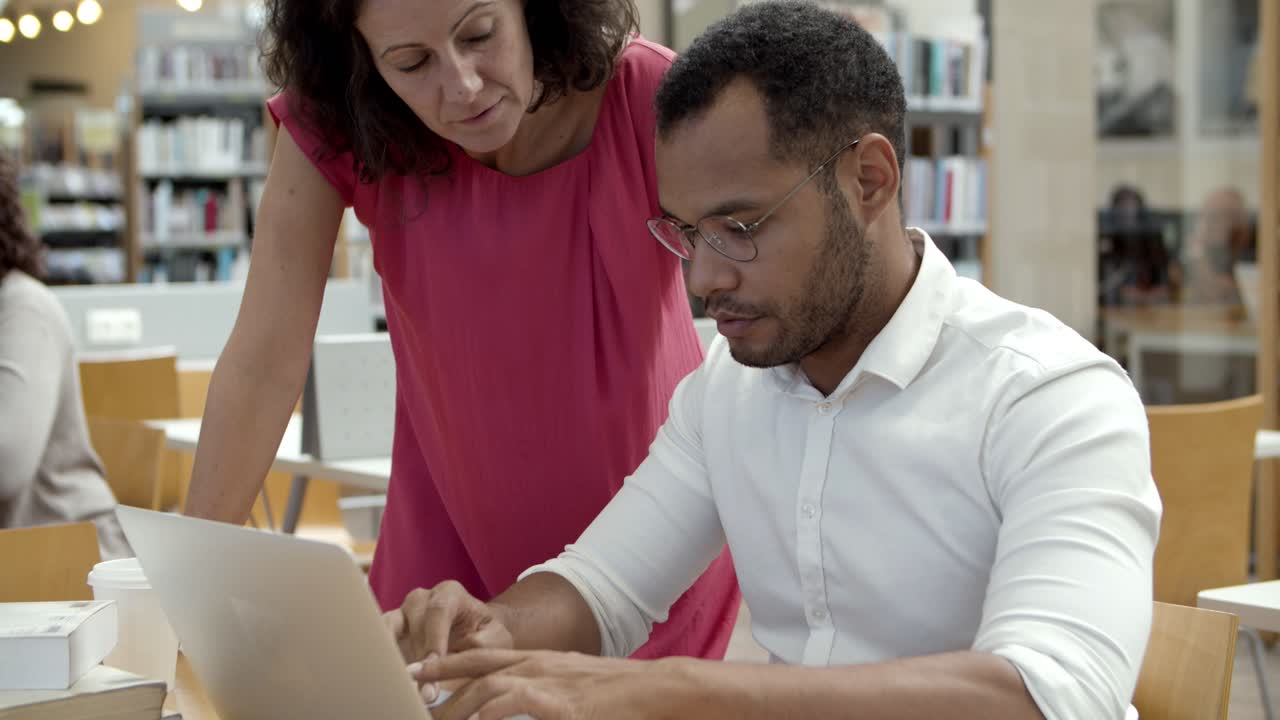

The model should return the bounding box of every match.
[991,644,1132,720]
[519,552,655,658]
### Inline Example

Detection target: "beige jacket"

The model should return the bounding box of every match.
[0,270,130,558]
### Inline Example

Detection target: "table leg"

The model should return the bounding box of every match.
[1260,460,1278,582]
[281,475,310,535]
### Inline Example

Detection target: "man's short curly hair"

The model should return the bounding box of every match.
[262,0,638,184]
[655,1,906,175]
[0,154,42,279]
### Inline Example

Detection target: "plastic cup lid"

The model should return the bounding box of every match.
[87,557,151,590]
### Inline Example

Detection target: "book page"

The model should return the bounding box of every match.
[0,602,111,638]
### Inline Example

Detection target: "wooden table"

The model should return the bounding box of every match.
[167,654,218,720]
[1099,304,1257,397]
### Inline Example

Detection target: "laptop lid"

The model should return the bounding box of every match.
[115,507,430,720]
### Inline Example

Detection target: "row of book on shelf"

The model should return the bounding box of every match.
[139,178,263,243]
[904,156,988,231]
[135,117,268,175]
[20,164,122,199]
[819,2,987,109]
[136,44,264,91]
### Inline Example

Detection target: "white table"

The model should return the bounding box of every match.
[146,415,391,533]
[1257,430,1280,460]
[1199,581,1280,633]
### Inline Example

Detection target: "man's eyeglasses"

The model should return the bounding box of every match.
[647,138,860,263]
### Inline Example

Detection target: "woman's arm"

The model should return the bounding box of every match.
[183,128,344,523]
[0,299,62,501]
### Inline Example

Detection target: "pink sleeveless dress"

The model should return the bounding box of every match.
[267,38,739,659]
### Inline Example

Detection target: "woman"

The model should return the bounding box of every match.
[0,153,130,559]
[183,0,739,660]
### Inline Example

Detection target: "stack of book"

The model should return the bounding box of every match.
[0,602,167,720]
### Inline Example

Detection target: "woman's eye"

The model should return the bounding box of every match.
[398,57,428,73]
[466,31,493,45]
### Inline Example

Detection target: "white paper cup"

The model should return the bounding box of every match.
[87,558,179,689]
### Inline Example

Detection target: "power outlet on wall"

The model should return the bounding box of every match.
[86,308,144,346]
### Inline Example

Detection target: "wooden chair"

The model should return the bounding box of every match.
[86,416,166,511]
[0,522,101,602]
[78,348,182,421]
[1146,395,1268,715]
[78,348,185,510]
[1148,395,1263,605]
[1133,601,1239,720]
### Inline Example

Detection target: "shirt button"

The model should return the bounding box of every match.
[817,402,832,414]
[802,504,817,519]
[812,608,827,621]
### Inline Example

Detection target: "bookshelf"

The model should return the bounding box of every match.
[839,1,990,282]
[670,1,992,284]
[17,109,132,285]
[129,7,267,284]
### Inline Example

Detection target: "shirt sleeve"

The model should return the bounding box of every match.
[520,362,727,657]
[0,300,63,501]
[266,92,358,206]
[974,361,1162,720]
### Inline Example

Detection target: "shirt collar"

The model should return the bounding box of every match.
[765,229,955,398]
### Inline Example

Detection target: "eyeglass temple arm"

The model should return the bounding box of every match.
[745,138,862,232]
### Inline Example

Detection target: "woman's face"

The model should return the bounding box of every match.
[357,0,536,154]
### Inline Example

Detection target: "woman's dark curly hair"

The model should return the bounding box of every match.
[262,0,638,184]
[0,153,42,280]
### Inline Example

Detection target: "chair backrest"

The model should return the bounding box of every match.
[0,522,101,602]
[1133,601,1238,720]
[78,347,181,421]
[1147,395,1263,606]
[86,416,166,510]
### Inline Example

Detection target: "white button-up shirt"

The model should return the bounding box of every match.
[525,231,1162,720]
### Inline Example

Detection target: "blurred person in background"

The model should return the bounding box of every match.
[0,152,130,559]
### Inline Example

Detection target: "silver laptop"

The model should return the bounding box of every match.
[116,506,432,720]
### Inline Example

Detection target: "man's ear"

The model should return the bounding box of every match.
[838,133,899,226]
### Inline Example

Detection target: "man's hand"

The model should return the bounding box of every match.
[412,648,687,720]
[383,581,515,665]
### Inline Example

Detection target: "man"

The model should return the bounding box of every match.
[387,3,1161,719]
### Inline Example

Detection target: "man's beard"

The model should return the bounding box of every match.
[721,187,871,369]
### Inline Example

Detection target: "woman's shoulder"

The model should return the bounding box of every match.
[1,269,55,308]
[0,270,70,331]
[614,35,677,92]
[266,91,359,205]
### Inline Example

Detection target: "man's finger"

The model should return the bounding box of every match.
[453,620,514,653]
[473,683,564,720]
[431,671,521,720]
[383,609,412,661]
[416,648,529,684]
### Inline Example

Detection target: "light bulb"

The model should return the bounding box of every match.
[52,10,73,31]
[17,13,39,39]
[76,0,101,25]
[177,0,203,11]
[0,19,14,43]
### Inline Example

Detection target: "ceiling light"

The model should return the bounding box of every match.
[17,13,39,39]
[52,10,72,31]
[177,0,203,11]
[0,19,13,43]
[76,0,101,25]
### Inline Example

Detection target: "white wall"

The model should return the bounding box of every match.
[988,0,1098,336]
[636,0,667,43]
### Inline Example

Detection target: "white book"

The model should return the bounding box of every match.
[0,602,118,690]
[0,664,165,720]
